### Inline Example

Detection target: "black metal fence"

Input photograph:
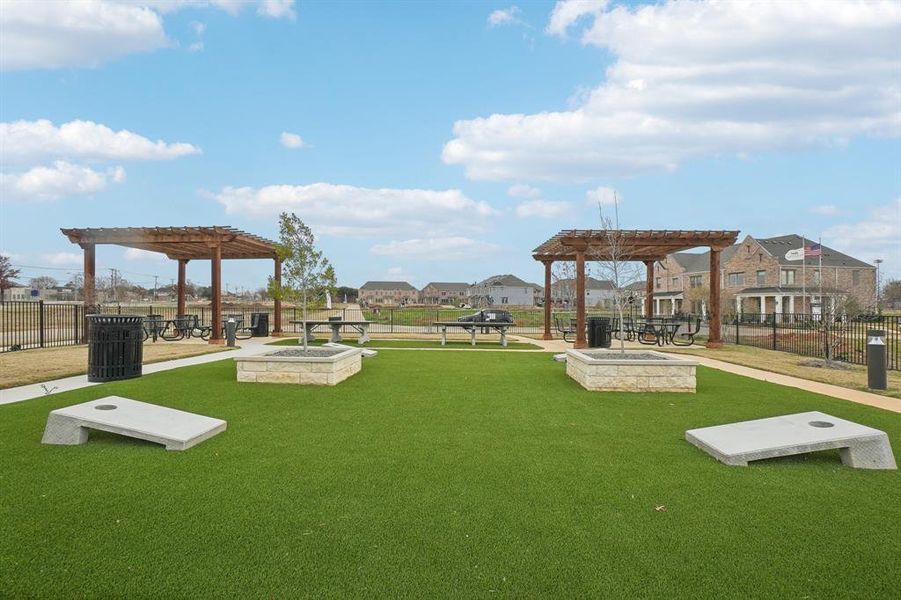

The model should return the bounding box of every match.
[2,302,898,371]
[725,313,899,370]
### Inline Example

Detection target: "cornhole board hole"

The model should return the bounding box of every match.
[324,342,378,357]
[42,396,226,451]
[686,411,896,470]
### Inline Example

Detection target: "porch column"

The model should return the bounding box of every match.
[775,296,783,323]
[788,295,795,314]
[671,298,676,316]
[707,247,723,348]
[736,296,742,316]
[177,259,187,315]
[701,300,707,318]
[644,261,654,318]
[272,257,283,335]
[81,243,96,343]
[575,250,586,349]
[760,296,766,322]
[542,260,553,340]
[209,244,223,344]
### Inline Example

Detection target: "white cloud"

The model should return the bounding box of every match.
[42,252,83,266]
[384,266,416,284]
[213,183,500,237]
[188,41,205,52]
[279,131,306,149]
[823,198,900,274]
[507,183,542,199]
[585,186,619,206]
[444,0,901,181]
[515,199,571,218]
[1,119,200,164]
[488,6,523,27]
[370,237,499,261]
[546,0,606,37]
[0,250,25,262]
[123,248,168,262]
[0,0,295,71]
[0,161,126,201]
[810,204,840,216]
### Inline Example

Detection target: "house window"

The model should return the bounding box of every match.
[756,270,766,286]
[780,269,796,285]
[814,270,821,286]
[655,277,662,289]
[501,297,508,304]
[689,275,703,288]
[727,272,744,287]
[852,270,860,286]
[671,277,679,288]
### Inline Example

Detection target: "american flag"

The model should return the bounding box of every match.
[804,243,822,257]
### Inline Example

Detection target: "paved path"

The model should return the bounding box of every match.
[3,335,897,414]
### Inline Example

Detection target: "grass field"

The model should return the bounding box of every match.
[0,342,232,389]
[2,351,899,598]
[268,337,543,350]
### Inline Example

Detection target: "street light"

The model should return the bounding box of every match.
[874,259,883,314]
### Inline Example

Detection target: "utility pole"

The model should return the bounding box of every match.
[153,275,158,302]
[109,268,117,303]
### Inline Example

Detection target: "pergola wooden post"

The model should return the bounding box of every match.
[177,259,187,315]
[542,260,553,340]
[707,248,723,348]
[644,261,654,318]
[81,243,95,343]
[575,249,587,349]
[272,257,283,335]
[61,227,279,345]
[532,229,739,348]
[209,243,222,344]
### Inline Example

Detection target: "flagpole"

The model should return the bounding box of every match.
[801,235,806,315]
[818,236,823,317]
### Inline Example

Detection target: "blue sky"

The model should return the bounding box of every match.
[1,0,899,292]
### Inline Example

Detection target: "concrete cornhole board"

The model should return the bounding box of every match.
[686,411,896,470]
[42,396,226,451]
[324,342,378,357]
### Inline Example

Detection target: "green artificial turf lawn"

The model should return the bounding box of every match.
[2,352,900,598]
[268,337,542,350]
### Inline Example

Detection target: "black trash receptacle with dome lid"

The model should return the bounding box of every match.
[86,315,144,382]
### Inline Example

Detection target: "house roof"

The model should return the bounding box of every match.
[360,281,418,291]
[552,277,615,290]
[475,274,532,288]
[755,234,873,269]
[669,245,739,273]
[421,282,470,292]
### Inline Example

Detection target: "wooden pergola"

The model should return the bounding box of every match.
[61,226,282,344]
[533,229,739,349]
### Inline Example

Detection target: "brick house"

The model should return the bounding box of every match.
[420,282,470,306]
[652,234,876,317]
[358,281,419,306]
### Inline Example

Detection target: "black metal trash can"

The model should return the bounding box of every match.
[250,312,269,336]
[587,316,612,348]
[86,315,144,382]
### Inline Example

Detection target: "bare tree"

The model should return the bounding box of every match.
[551,261,578,308]
[0,255,21,301]
[592,193,643,353]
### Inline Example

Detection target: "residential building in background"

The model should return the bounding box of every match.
[652,234,876,316]
[358,281,419,306]
[420,282,470,306]
[468,274,535,307]
[551,276,615,308]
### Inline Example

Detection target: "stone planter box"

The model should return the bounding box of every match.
[565,349,697,393]
[235,347,362,385]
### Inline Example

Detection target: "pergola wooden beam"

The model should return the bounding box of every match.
[533,229,739,349]
[62,226,281,344]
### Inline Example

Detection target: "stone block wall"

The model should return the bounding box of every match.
[235,351,362,385]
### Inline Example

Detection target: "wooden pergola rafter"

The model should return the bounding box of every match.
[533,229,739,349]
[61,226,284,344]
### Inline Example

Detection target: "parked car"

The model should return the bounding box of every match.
[457,309,513,323]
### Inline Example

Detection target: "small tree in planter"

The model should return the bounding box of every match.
[593,193,643,354]
[268,212,336,351]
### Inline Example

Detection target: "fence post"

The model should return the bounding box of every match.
[772,312,777,351]
[39,300,45,348]
[735,317,740,345]
[391,309,394,333]
[73,304,79,345]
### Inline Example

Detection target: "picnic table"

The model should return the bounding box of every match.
[636,319,683,346]
[289,320,371,344]
[432,321,514,347]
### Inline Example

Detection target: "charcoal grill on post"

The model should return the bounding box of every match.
[86,315,144,382]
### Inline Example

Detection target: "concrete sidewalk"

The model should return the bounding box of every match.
[0,338,276,406]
